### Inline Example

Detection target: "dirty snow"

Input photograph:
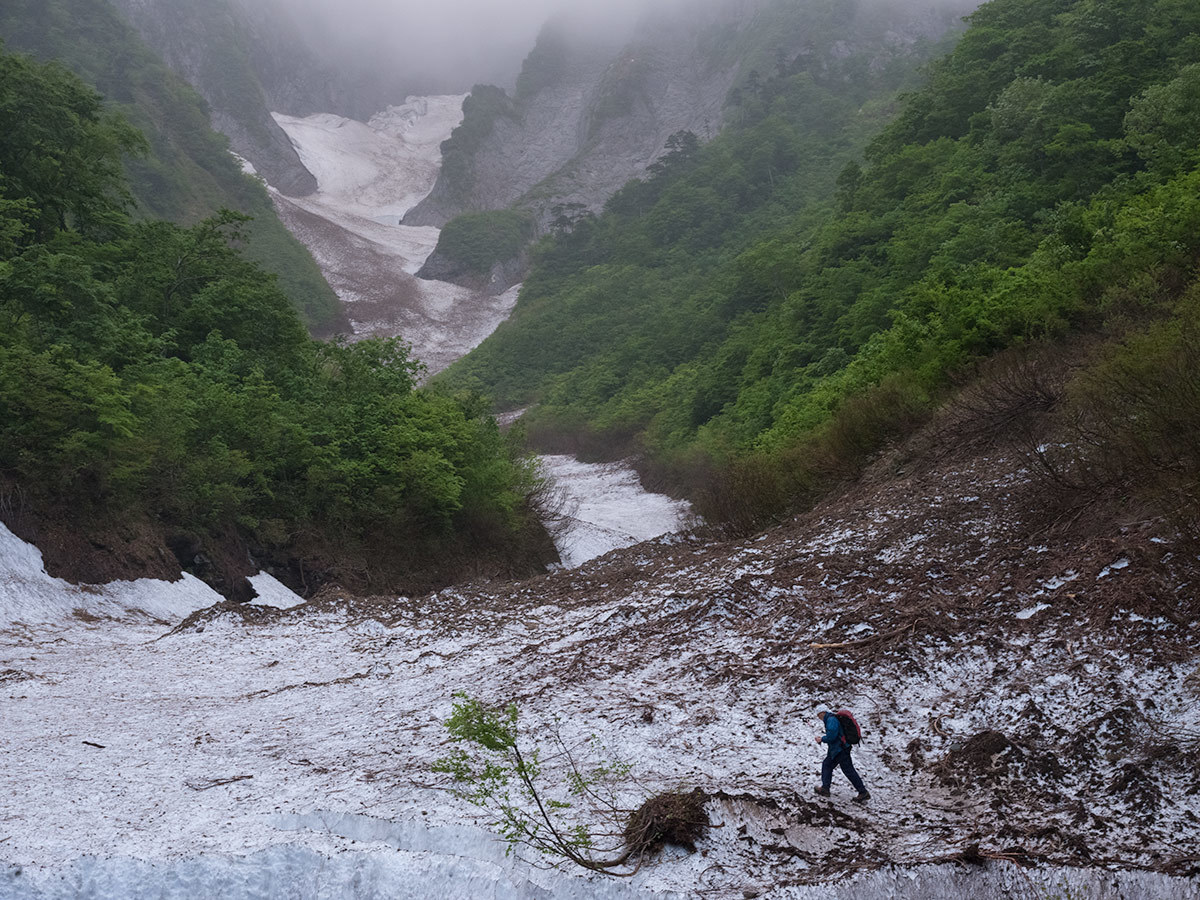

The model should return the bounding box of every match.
[3,442,1198,899]
[541,455,695,569]
[269,97,518,375]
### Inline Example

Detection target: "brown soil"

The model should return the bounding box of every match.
[4,506,183,586]
[1,484,559,604]
[934,730,1024,787]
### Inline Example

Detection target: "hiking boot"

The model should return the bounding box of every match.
[852,791,870,804]
[814,786,830,797]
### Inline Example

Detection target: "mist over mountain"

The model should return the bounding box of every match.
[4,0,1200,896]
[234,0,656,93]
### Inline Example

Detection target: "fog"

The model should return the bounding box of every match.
[237,0,659,93]
[233,0,981,109]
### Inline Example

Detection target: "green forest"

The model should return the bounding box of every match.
[442,0,1200,527]
[0,47,552,593]
[0,0,343,334]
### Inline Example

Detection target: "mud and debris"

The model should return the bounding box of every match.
[2,401,1198,895]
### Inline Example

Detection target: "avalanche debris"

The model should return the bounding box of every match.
[2,442,1198,898]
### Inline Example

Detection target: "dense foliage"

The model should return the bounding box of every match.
[431,209,534,277]
[443,0,1200,523]
[0,0,342,333]
[0,48,549,588]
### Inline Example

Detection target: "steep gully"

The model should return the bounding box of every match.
[260,97,692,568]
[2,87,1195,900]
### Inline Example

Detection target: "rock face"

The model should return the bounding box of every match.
[415,246,528,296]
[404,9,738,229]
[109,0,318,196]
[404,0,974,238]
[107,0,442,195]
[225,0,415,122]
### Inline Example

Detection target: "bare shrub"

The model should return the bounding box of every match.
[694,451,790,534]
[922,346,1071,466]
[696,375,930,532]
[1036,306,1200,538]
[810,374,930,479]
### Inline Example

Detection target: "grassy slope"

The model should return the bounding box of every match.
[442,0,1200,526]
[440,0,959,442]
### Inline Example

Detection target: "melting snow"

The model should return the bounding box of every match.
[247,573,307,610]
[2,443,1198,899]
[268,97,519,375]
[540,455,694,568]
[1097,558,1131,579]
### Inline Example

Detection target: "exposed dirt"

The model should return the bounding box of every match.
[2,505,185,587]
[624,789,710,857]
[0,489,558,605]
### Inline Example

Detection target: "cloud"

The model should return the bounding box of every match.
[238,0,651,92]
[235,0,980,99]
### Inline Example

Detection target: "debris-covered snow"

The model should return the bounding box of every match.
[4,441,1198,898]
[268,98,520,375]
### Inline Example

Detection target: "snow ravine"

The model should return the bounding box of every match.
[265,100,696,564]
[267,97,518,376]
[4,432,1198,898]
[541,455,694,569]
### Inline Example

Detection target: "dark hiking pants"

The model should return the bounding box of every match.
[821,748,866,793]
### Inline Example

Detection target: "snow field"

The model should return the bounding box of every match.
[268,98,525,376]
[274,98,465,222]
[4,446,1198,899]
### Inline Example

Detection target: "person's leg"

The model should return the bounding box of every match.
[839,752,867,794]
[821,752,838,790]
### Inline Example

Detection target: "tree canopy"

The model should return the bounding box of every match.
[0,46,550,592]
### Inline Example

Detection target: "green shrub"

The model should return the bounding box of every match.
[434,209,534,276]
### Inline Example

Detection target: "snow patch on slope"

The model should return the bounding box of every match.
[541,455,694,568]
[275,98,463,222]
[0,523,218,626]
[268,98,522,375]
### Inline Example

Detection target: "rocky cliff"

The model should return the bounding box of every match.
[408,0,973,296]
[108,0,318,196]
[407,0,972,234]
[404,6,738,229]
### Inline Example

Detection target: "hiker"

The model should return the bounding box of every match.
[814,709,870,803]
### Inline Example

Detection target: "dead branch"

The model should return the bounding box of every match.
[809,622,915,649]
[185,775,254,791]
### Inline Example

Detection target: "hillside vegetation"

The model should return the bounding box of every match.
[443,0,1200,531]
[0,48,553,597]
[0,0,343,334]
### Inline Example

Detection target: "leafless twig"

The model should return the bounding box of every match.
[185,775,254,791]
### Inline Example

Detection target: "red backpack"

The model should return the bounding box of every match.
[835,710,862,746]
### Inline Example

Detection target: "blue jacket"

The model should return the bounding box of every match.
[821,713,847,758]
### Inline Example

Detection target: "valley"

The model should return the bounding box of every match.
[2,0,1199,896]
[3,398,1197,898]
